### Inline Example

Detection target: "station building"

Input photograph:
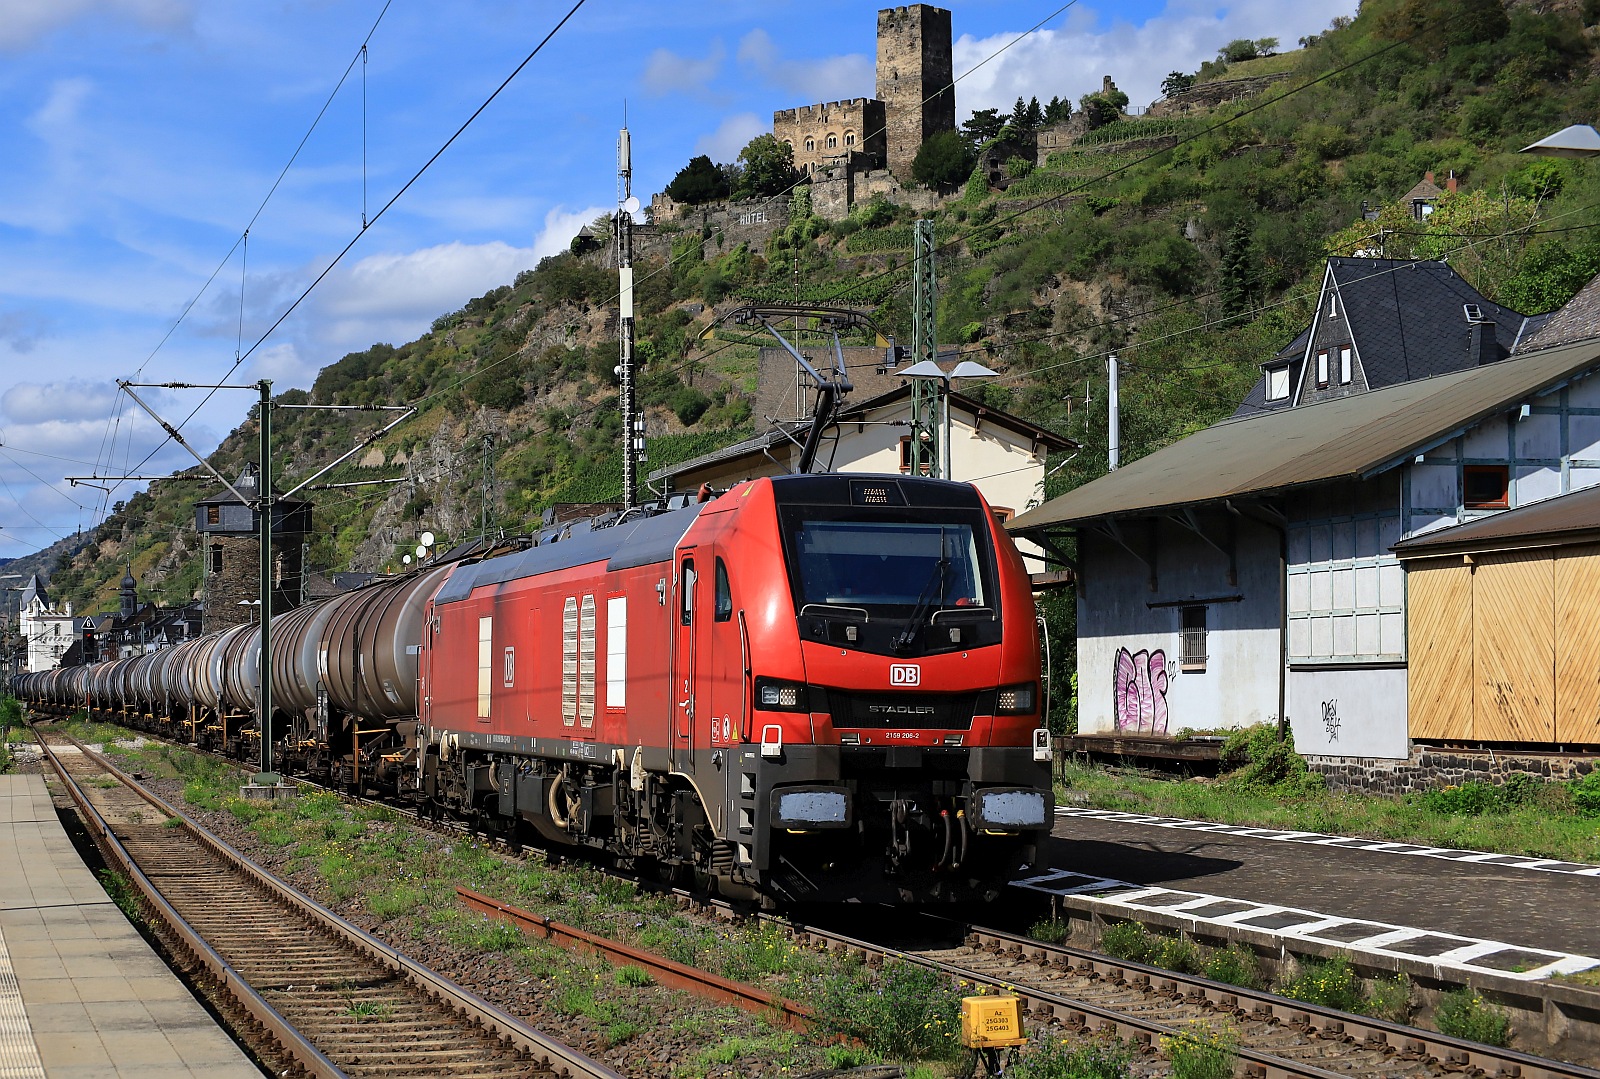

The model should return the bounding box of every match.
[1009,260,1600,777]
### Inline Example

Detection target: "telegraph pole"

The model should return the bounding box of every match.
[256,380,276,784]
[615,123,643,508]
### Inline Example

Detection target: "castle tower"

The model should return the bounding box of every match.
[194,464,311,635]
[876,5,955,182]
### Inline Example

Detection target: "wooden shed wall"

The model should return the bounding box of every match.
[1407,545,1600,744]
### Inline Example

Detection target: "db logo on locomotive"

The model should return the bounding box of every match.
[889,663,921,687]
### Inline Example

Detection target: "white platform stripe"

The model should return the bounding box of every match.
[0,924,46,1079]
[1055,805,1600,877]
[1012,873,1599,982]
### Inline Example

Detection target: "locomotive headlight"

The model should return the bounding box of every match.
[994,682,1037,714]
[755,677,808,712]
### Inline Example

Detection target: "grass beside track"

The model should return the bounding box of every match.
[1057,746,1600,867]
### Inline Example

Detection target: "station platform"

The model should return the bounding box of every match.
[0,773,259,1079]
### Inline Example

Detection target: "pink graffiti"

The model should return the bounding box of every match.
[1114,648,1169,734]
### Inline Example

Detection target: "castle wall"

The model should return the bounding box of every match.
[876,5,954,181]
[772,98,886,178]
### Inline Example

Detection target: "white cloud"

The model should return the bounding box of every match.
[694,113,767,163]
[641,40,727,98]
[737,29,873,104]
[951,0,1355,121]
[246,343,320,390]
[1,380,123,425]
[531,205,611,262]
[0,0,191,51]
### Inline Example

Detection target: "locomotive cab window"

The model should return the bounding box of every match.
[714,559,732,622]
[680,561,696,625]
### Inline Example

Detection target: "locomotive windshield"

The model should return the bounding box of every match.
[778,505,997,617]
[791,521,986,608]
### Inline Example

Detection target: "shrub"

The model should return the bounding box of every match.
[1281,956,1366,1014]
[668,386,712,426]
[1099,922,1153,964]
[1220,724,1322,795]
[1569,770,1600,817]
[1151,936,1203,975]
[806,960,962,1060]
[1203,943,1261,989]
[1367,974,1411,1023]
[1419,781,1502,816]
[1435,989,1511,1046]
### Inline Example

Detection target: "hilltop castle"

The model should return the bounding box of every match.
[774,4,955,183]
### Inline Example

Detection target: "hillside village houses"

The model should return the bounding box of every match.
[17,574,78,673]
[1009,258,1600,789]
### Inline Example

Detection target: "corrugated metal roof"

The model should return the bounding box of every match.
[1008,336,1600,533]
[1392,484,1600,557]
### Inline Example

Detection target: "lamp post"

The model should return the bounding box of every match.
[896,359,1000,480]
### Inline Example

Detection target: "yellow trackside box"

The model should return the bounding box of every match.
[960,995,1026,1049]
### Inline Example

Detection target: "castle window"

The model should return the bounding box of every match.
[826,133,838,149]
[845,131,856,146]
[804,137,815,152]
[210,545,223,573]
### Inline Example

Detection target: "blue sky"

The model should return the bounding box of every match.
[0,0,1355,560]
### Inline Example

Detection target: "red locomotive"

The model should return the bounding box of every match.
[14,473,1053,904]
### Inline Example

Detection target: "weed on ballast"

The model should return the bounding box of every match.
[344,999,389,1020]
[1280,955,1366,1013]
[97,869,141,921]
[444,913,524,952]
[1009,1033,1133,1078]
[1203,942,1261,989]
[1366,973,1411,1022]
[800,958,963,1060]
[614,964,653,987]
[1434,988,1511,1046]
[1028,918,1070,944]
[1098,921,1152,963]
[1160,1021,1235,1079]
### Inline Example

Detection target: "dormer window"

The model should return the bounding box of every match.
[1266,367,1289,401]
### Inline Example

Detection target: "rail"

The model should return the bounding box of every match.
[38,731,624,1079]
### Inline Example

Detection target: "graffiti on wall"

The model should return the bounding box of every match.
[1114,647,1170,734]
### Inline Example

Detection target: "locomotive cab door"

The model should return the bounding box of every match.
[673,550,699,774]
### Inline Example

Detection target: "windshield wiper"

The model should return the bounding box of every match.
[893,531,950,655]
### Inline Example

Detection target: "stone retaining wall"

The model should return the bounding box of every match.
[1306,746,1598,794]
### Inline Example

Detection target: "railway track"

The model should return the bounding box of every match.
[40,717,1600,1079]
[782,916,1600,1079]
[36,730,622,1079]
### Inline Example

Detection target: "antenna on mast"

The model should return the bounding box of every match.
[616,112,643,508]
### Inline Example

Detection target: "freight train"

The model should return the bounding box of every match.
[12,474,1054,904]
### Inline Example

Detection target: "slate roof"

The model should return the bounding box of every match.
[1232,259,1539,418]
[18,575,44,610]
[1231,326,1309,418]
[1401,174,1445,203]
[1393,483,1600,558]
[1514,271,1600,354]
[1008,335,1600,533]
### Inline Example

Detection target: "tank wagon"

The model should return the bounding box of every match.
[12,474,1053,904]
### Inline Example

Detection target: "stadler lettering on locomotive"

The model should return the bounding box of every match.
[14,474,1053,905]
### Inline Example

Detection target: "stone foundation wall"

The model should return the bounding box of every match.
[1307,746,1598,795]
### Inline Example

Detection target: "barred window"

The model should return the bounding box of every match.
[579,595,596,728]
[1180,606,1207,672]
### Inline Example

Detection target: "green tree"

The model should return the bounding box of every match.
[911,129,976,188]
[1043,95,1070,124]
[1218,37,1261,62]
[960,107,1005,150]
[1501,239,1600,314]
[1161,71,1195,97]
[1219,222,1257,318]
[1078,87,1129,130]
[664,154,729,205]
[1007,95,1045,133]
[1376,0,1508,56]
[733,134,799,198]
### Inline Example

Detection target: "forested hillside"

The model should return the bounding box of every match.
[40,0,1600,719]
